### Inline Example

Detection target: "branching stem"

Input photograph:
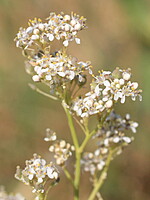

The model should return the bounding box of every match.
[88,150,113,200]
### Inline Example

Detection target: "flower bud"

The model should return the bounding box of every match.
[32,75,40,82]
[105,100,113,108]
[131,82,138,90]
[64,15,71,21]
[70,19,76,26]
[33,28,39,35]
[122,72,131,81]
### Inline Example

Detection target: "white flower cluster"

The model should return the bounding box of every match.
[15,12,87,51]
[44,129,75,166]
[27,50,92,90]
[81,150,106,175]
[0,186,25,200]
[72,68,142,118]
[15,154,59,194]
[49,140,75,166]
[82,111,138,175]
[94,111,138,144]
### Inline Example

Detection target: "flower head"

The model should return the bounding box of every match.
[72,68,142,118]
[26,50,92,93]
[15,154,59,194]
[15,12,87,55]
[82,111,138,175]
[48,140,75,166]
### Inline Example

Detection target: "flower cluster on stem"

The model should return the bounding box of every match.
[14,11,142,200]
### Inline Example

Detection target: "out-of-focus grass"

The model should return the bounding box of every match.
[0,0,150,199]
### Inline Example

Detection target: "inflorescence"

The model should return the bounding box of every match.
[14,11,142,200]
[72,68,142,118]
[15,154,59,194]
[44,128,75,166]
[81,111,138,175]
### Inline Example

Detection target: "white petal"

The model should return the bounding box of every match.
[131,82,138,90]
[45,75,52,80]
[122,72,131,81]
[28,174,34,180]
[31,35,39,40]
[53,171,58,179]
[57,72,66,77]
[26,27,33,34]
[113,137,120,143]
[121,95,126,103]
[75,38,80,44]
[32,75,40,82]
[63,40,69,47]
[38,177,43,183]
[105,100,113,108]
[48,34,54,41]
[47,167,54,179]
[104,80,110,87]
[123,137,131,143]
[95,85,100,96]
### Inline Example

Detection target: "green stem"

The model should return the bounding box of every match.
[35,193,45,200]
[73,116,86,134]
[63,167,74,186]
[79,127,98,153]
[63,104,81,200]
[88,151,113,200]
[29,84,58,100]
[63,105,79,149]
[44,180,59,200]
[74,152,81,200]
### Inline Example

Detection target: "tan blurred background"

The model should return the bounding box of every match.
[0,0,150,199]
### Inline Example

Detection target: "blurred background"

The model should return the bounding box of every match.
[0,0,150,199]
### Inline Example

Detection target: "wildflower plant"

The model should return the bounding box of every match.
[13,12,142,200]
